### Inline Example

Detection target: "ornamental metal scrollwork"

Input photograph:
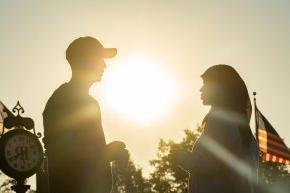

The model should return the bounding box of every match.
[1,101,41,138]
[12,101,25,116]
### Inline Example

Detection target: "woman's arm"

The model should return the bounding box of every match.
[183,117,243,175]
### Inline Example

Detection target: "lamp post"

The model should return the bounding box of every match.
[0,101,44,193]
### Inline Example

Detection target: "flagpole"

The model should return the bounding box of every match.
[253,92,263,165]
[253,92,259,144]
[252,91,263,177]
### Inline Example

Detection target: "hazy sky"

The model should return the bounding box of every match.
[1,0,290,188]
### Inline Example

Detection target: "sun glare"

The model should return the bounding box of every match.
[100,56,177,123]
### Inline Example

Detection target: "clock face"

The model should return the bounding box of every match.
[4,134,42,172]
[0,129,43,179]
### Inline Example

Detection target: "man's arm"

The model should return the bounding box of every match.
[104,141,129,165]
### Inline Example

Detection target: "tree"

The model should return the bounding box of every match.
[112,160,153,193]
[259,160,289,185]
[149,127,203,193]
[149,126,290,193]
[0,178,15,193]
[259,158,290,192]
[0,172,37,193]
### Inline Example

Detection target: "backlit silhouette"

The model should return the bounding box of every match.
[173,65,259,193]
[43,37,129,193]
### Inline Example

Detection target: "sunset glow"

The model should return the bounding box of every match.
[1,1,290,190]
[100,56,177,123]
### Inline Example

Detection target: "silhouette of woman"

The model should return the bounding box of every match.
[174,65,259,193]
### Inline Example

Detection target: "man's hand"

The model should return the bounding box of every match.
[105,141,129,165]
[107,141,126,152]
[115,148,129,168]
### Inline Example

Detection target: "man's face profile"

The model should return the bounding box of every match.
[66,37,116,84]
[83,57,107,82]
[72,55,107,83]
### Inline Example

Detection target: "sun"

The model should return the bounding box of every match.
[99,56,177,123]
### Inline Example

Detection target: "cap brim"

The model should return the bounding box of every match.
[102,48,117,58]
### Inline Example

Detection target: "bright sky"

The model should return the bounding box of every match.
[1,0,290,189]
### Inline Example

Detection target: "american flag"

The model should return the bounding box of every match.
[0,101,14,134]
[255,104,290,165]
[0,101,8,127]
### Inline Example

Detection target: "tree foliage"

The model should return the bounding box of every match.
[111,160,153,193]
[149,127,203,193]
[259,158,290,192]
[0,178,14,193]
[149,127,290,193]
[0,172,36,193]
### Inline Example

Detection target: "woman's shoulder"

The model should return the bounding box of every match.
[207,109,239,128]
[205,109,241,139]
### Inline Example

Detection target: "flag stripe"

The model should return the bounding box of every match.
[258,136,287,150]
[258,134,290,156]
[258,137,290,152]
[255,104,290,165]
[259,145,290,160]
[258,129,286,144]
[262,153,290,164]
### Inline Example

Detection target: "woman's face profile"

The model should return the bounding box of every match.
[200,79,223,106]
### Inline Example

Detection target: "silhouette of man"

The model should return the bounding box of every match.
[43,36,129,193]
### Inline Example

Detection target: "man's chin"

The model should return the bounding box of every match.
[94,76,103,82]
[201,100,210,106]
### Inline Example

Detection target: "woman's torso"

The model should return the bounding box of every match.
[189,108,259,193]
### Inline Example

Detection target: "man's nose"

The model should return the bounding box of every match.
[200,86,204,92]
[103,62,107,69]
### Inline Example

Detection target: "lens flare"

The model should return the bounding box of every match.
[99,56,177,123]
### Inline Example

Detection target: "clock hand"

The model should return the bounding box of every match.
[8,151,23,161]
[8,154,19,162]
[9,146,29,162]
[20,147,29,162]
[21,151,26,163]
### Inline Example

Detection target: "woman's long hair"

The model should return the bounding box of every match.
[201,65,253,147]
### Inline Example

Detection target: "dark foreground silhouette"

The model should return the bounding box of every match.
[42,36,260,193]
[43,37,129,193]
[173,65,259,193]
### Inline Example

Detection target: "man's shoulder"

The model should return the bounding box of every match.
[43,83,71,113]
[43,83,100,115]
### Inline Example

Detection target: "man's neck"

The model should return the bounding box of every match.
[69,76,92,93]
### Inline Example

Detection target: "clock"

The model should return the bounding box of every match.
[0,129,43,179]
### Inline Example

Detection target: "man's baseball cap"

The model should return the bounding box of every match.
[66,36,117,64]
